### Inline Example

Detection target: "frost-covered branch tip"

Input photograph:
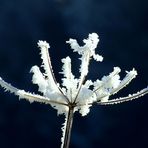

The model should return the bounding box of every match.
[0,33,147,148]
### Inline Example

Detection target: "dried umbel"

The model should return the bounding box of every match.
[0,33,148,148]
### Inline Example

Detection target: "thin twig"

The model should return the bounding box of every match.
[73,54,91,103]
[45,48,70,103]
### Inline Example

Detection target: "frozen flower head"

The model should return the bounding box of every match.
[0,33,147,116]
[0,33,148,148]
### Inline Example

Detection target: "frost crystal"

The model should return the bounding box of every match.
[0,33,148,148]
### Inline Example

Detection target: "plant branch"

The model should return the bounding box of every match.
[63,106,74,148]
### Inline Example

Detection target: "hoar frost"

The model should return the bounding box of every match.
[0,33,148,148]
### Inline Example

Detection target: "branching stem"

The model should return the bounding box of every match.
[63,106,74,148]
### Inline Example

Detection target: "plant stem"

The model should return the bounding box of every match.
[63,106,74,148]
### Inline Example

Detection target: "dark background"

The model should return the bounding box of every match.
[0,0,148,148]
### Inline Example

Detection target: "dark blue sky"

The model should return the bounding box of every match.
[0,0,148,148]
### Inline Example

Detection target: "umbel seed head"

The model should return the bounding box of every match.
[0,33,148,116]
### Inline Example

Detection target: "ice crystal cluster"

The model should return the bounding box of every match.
[0,33,148,147]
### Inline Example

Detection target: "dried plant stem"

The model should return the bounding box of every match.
[63,106,74,148]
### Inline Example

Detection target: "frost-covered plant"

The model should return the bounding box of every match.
[0,33,148,148]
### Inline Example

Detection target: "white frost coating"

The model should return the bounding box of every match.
[0,77,18,94]
[101,67,121,90]
[38,40,59,92]
[0,34,147,116]
[30,65,48,94]
[0,78,68,110]
[66,33,103,107]
[84,80,93,88]
[0,33,148,148]
[77,86,96,116]
[66,33,103,61]
[61,114,68,148]
[61,56,77,89]
[79,105,91,116]
[38,40,50,49]
[44,91,68,115]
[17,90,50,103]
[98,86,148,105]
[61,56,79,101]
[93,67,121,102]
[110,68,137,95]
[61,56,72,79]
[126,68,137,76]
[93,68,138,102]
[66,33,103,78]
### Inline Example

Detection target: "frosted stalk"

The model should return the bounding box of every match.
[0,33,147,148]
